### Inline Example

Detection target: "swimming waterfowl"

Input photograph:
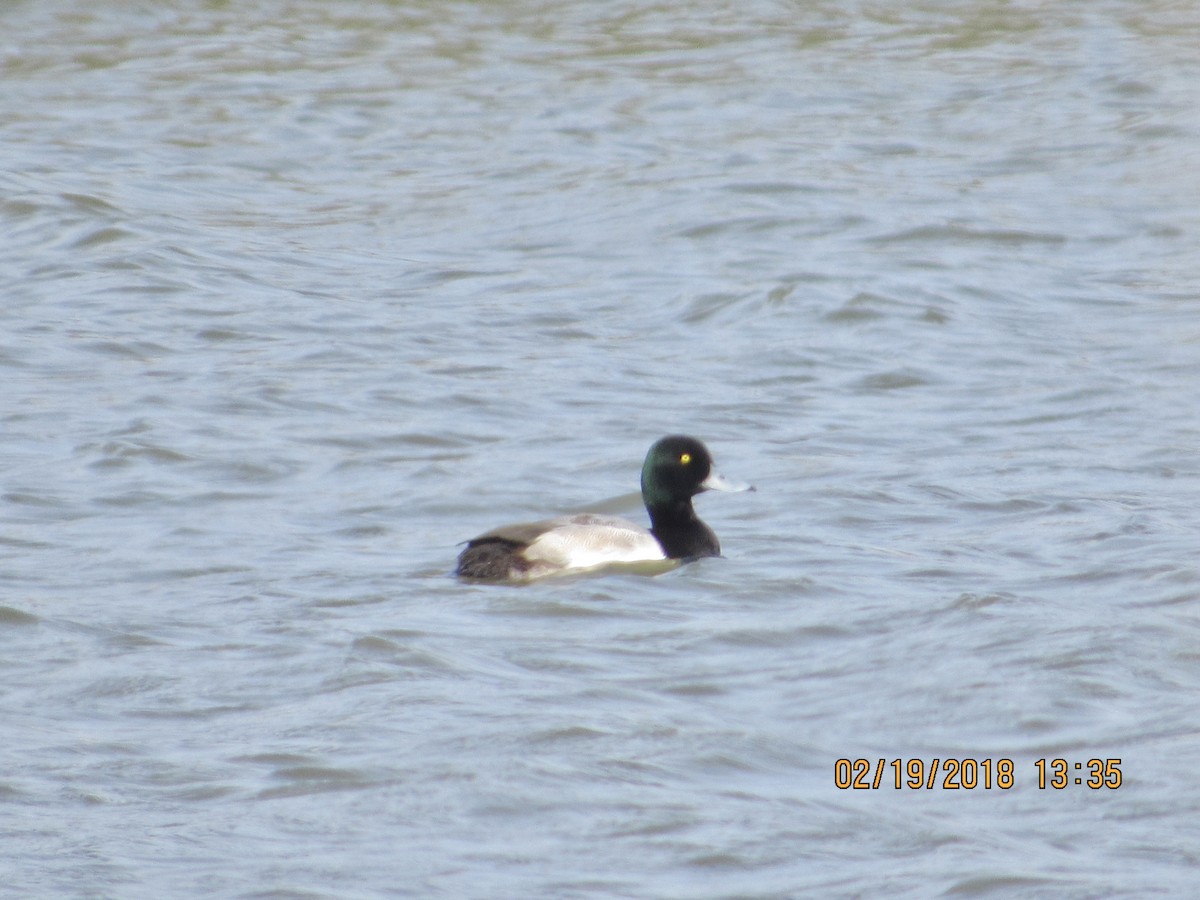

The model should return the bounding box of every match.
[456,435,750,582]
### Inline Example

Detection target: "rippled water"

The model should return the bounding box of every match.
[3,1,1199,897]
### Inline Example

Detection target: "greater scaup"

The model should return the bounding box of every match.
[456,435,751,582]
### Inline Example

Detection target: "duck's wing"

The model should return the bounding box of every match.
[465,517,565,547]
[467,513,641,546]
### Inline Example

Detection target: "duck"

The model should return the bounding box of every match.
[456,435,751,582]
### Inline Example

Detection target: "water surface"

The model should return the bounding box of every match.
[2,1,1199,897]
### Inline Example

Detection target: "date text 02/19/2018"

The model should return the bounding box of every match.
[833,758,1123,790]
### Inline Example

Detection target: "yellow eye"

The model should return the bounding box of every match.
[680,453,691,465]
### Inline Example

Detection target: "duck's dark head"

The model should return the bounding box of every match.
[640,435,751,511]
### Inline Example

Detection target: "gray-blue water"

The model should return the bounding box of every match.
[3,2,1199,897]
